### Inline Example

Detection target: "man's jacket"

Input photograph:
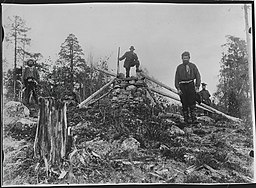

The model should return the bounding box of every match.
[119,51,139,68]
[22,66,40,83]
[199,89,211,104]
[175,62,201,90]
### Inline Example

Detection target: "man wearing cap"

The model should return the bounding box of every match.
[199,83,211,115]
[119,46,141,78]
[22,59,40,105]
[175,51,201,124]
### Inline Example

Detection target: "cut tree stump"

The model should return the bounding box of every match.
[34,97,68,175]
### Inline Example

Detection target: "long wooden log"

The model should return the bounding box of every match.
[95,68,117,77]
[149,87,214,113]
[88,88,113,106]
[95,68,241,122]
[140,72,178,94]
[78,78,116,108]
[141,72,242,122]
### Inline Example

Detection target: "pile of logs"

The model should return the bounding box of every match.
[34,97,68,174]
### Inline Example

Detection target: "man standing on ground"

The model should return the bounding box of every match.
[175,51,201,124]
[119,46,142,78]
[22,59,40,105]
[199,83,211,115]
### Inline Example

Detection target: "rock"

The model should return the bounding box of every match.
[121,137,140,152]
[135,80,146,87]
[4,101,30,118]
[183,127,193,134]
[197,116,215,123]
[165,119,176,125]
[120,82,129,88]
[114,84,121,89]
[126,85,137,91]
[168,125,185,135]
[16,118,37,127]
[118,94,128,100]
[129,80,136,84]
[111,97,118,102]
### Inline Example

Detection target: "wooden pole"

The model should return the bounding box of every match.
[86,88,113,106]
[149,87,214,113]
[139,72,178,94]
[95,68,116,77]
[140,72,242,122]
[117,47,120,75]
[78,78,116,108]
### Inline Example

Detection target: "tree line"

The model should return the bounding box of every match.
[3,15,110,103]
[3,16,252,120]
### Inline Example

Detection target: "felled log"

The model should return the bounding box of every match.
[78,78,116,108]
[149,87,213,113]
[148,86,241,122]
[95,67,116,77]
[86,88,113,106]
[34,98,68,174]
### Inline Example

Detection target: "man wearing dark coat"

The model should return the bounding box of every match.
[199,83,211,115]
[175,51,201,123]
[22,59,40,105]
[119,46,141,78]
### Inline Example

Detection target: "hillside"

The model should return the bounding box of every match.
[2,76,254,185]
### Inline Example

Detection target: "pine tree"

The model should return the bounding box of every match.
[214,35,250,118]
[5,16,31,100]
[57,33,86,91]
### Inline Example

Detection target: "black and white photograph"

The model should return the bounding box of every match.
[1,1,255,185]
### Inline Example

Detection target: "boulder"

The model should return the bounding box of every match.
[197,116,215,123]
[121,137,140,152]
[4,101,30,118]
[129,80,136,84]
[16,118,37,127]
[126,85,137,91]
[168,125,185,135]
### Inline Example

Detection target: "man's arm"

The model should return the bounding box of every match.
[194,65,201,89]
[119,52,127,61]
[174,67,180,90]
[208,90,211,97]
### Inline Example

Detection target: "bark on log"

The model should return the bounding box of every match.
[34,98,68,174]
[78,78,116,108]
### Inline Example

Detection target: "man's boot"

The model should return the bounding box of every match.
[190,106,199,124]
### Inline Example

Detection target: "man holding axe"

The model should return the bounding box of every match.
[119,46,142,78]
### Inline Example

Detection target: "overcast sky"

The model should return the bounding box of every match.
[2,3,252,97]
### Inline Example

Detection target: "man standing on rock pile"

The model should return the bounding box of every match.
[119,46,142,78]
[175,51,201,124]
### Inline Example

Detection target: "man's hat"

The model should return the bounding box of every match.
[202,83,207,86]
[27,59,35,65]
[130,46,135,50]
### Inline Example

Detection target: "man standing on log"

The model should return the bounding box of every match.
[199,83,211,115]
[119,46,142,78]
[175,51,201,124]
